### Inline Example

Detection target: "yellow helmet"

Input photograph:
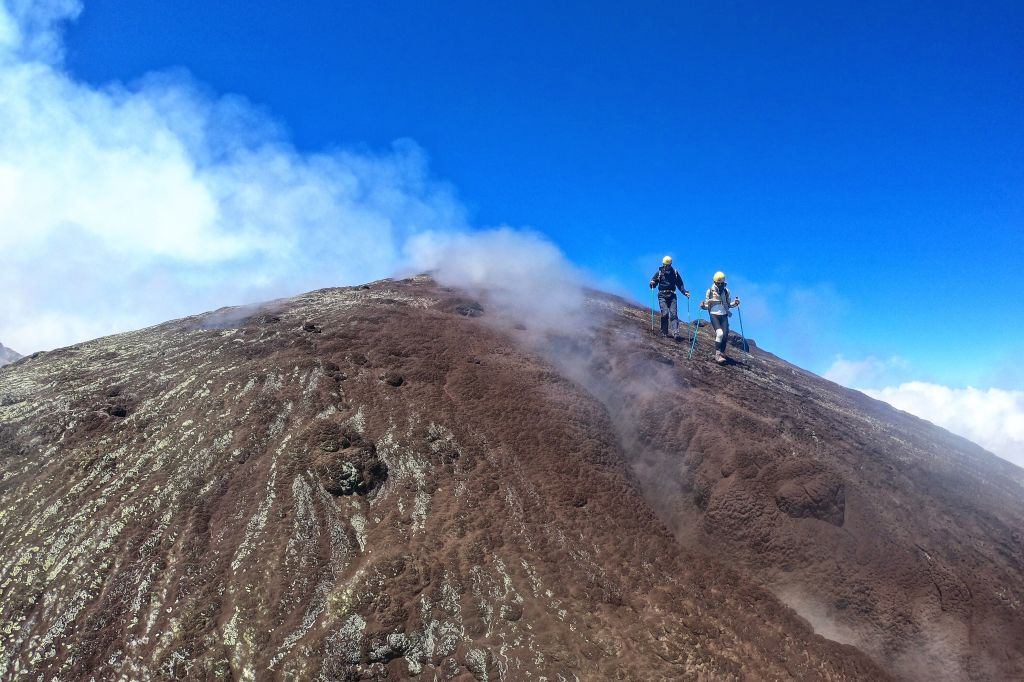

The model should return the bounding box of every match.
[713,271,726,283]
[662,255,672,265]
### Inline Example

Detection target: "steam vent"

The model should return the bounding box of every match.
[1,276,1022,680]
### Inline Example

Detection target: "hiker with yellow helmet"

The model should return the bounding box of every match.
[700,271,741,364]
[649,255,690,340]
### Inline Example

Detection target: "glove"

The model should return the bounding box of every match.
[649,281,656,289]
[683,290,691,298]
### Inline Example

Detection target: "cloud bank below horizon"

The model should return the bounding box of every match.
[824,355,1024,468]
[861,382,1024,469]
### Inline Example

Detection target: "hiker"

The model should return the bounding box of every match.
[700,271,741,364]
[649,256,690,339]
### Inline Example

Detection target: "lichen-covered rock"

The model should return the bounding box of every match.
[316,444,388,496]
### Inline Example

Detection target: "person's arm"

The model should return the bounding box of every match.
[650,270,661,288]
[676,270,690,297]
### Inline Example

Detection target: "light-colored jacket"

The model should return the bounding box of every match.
[703,284,737,316]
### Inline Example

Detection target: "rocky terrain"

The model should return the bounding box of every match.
[0,344,21,368]
[0,275,1021,681]
[564,298,1024,681]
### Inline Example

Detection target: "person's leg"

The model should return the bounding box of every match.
[719,317,730,352]
[669,295,679,337]
[710,315,727,357]
[658,293,671,335]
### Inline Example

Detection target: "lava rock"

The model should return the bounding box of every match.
[316,444,387,496]
[728,333,754,350]
[380,372,404,387]
[106,403,129,418]
[773,472,846,527]
[455,301,484,317]
[339,429,362,449]
[322,360,347,382]
[367,633,411,663]
[464,649,493,681]
[501,602,524,622]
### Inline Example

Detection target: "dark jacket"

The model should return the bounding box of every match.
[651,265,686,294]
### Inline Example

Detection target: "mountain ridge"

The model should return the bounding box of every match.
[1,275,1020,680]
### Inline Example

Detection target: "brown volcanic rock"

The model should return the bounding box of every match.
[0,277,889,681]
[3,273,1022,682]
[569,302,1024,681]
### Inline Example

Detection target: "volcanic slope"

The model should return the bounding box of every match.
[571,297,1024,681]
[0,276,1018,681]
[0,277,889,681]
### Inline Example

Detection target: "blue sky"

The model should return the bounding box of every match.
[1,1,1022,461]
[61,0,1023,388]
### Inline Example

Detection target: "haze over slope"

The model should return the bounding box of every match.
[0,344,20,367]
[0,275,1021,681]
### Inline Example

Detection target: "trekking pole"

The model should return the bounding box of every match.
[685,296,694,355]
[737,306,749,353]
[688,306,701,359]
[650,289,655,331]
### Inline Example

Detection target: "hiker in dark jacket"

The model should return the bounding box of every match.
[649,256,690,339]
[700,271,741,364]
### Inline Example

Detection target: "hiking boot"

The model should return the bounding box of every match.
[715,351,727,364]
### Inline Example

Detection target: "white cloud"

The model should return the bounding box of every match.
[825,354,1023,468]
[404,227,586,333]
[823,354,908,388]
[0,0,80,64]
[860,382,1024,468]
[0,0,471,353]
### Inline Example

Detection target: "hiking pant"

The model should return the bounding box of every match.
[658,291,679,336]
[709,313,729,352]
